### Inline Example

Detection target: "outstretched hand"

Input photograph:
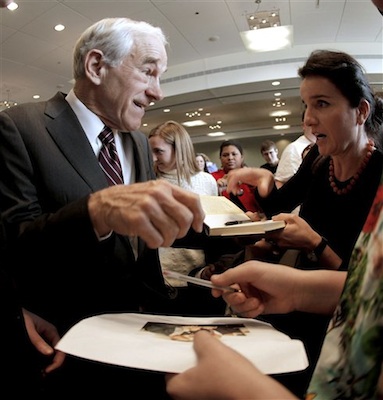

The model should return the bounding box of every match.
[226,167,275,198]
[210,261,300,318]
[165,330,296,400]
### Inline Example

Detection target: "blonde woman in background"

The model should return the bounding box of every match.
[149,121,227,315]
[149,121,218,196]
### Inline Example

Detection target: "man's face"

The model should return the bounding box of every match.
[95,35,168,132]
[262,148,278,165]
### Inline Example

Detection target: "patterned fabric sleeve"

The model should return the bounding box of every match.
[307,171,383,400]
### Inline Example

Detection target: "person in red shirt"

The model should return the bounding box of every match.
[212,139,260,213]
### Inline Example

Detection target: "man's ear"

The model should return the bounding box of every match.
[84,49,105,85]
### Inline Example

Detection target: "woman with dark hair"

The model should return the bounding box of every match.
[212,49,383,397]
[166,47,383,400]
[212,139,261,213]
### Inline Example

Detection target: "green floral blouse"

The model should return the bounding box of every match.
[307,172,383,400]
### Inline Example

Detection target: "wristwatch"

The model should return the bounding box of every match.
[307,237,328,263]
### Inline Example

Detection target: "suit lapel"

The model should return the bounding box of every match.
[44,92,108,191]
[127,131,156,183]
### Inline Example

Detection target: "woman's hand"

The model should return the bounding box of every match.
[226,167,275,198]
[165,330,296,400]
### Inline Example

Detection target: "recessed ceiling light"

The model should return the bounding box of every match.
[272,81,280,86]
[270,110,291,117]
[7,2,18,11]
[207,131,225,137]
[163,109,170,113]
[274,92,281,97]
[273,125,290,130]
[33,94,40,99]
[182,120,206,127]
[54,24,65,32]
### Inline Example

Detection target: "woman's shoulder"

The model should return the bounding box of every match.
[191,172,219,195]
[193,171,217,183]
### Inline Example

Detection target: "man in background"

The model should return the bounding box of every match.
[259,139,279,173]
[274,111,316,188]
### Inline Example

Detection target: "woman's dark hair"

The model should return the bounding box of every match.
[219,139,243,156]
[298,50,383,149]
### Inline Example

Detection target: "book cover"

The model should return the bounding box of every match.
[200,195,285,236]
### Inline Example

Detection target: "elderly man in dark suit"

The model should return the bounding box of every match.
[0,17,204,398]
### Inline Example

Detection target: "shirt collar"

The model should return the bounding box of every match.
[65,89,104,144]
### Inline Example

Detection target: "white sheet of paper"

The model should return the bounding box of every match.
[56,313,308,374]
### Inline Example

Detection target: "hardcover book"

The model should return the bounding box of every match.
[200,195,285,236]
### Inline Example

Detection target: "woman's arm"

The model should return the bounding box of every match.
[210,260,346,317]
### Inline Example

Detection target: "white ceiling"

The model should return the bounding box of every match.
[1,0,382,144]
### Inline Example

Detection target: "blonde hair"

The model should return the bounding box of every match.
[148,120,199,185]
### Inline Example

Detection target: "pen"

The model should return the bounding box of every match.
[225,220,254,226]
[163,270,241,293]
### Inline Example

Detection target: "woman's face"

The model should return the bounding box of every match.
[196,155,205,171]
[300,76,364,157]
[149,135,175,173]
[220,145,244,173]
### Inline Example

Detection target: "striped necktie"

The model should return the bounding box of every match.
[98,126,124,186]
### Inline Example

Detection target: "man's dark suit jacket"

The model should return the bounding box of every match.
[0,91,174,334]
[0,217,48,396]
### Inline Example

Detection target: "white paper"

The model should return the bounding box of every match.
[56,313,308,374]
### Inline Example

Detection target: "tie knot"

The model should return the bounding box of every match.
[98,126,114,144]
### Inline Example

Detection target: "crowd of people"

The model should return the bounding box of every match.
[1,0,383,399]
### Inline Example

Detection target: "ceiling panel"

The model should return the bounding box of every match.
[0,0,382,143]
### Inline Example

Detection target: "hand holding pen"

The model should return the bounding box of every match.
[163,270,241,293]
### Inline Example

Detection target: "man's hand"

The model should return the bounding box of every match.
[88,180,205,248]
[22,309,65,374]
